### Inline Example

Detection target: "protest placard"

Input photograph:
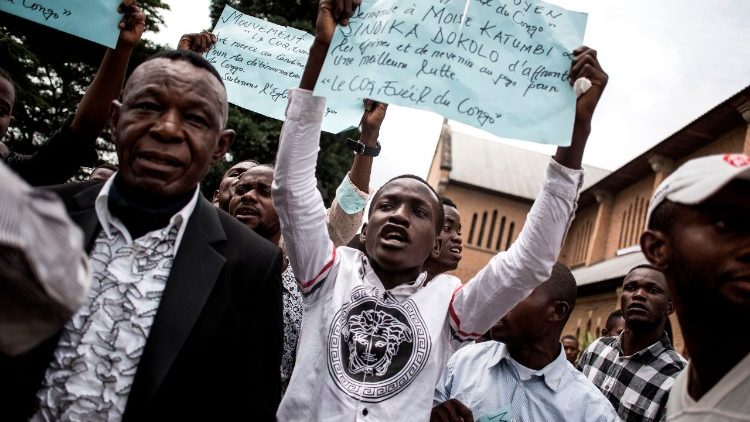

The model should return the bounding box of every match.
[209,6,363,133]
[0,0,122,48]
[314,0,587,145]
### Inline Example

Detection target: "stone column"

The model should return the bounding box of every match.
[648,154,675,194]
[585,189,613,266]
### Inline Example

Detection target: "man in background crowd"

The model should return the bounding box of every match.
[641,153,750,420]
[577,265,686,421]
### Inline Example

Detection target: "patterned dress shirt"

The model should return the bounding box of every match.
[577,333,687,422]
[33,175,199,421]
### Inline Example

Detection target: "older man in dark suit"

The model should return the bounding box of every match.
[1,49,283,421]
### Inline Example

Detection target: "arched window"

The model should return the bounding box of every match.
[495,216,506,251]
[505,222,515,250]
[486,210,498,249]
[477,211,488,246]
[468,213,478,245]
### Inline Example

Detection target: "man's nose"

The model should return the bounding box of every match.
[150,109,184,143]
[388,204,410,225]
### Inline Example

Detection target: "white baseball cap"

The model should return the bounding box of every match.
[646,153,750,226]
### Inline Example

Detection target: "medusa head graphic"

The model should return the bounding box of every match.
[345,309,414,377]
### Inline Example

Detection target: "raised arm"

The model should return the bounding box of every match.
[327,99,387,246]
[273,0,360,295]
[71,0,144,139]
[7,1,144,186]
[448,47,607,342]
[553,46,608,169]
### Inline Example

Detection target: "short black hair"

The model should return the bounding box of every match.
[562,334,578,343]
[145,49,224,86]
[537,262,578,324]
[369,174,445,233]
[0,67,15,87]
[440,196,458,210]
[606,309,623,327]
[626,264,662,277]
[648,200,679,232]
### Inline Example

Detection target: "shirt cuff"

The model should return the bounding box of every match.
[285,88,326,121]
[545,157,585,198]
[335,172,370,214]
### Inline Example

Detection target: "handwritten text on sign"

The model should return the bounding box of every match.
[314,0,587,145]
[209,6,362,133]
[0,0,122,48]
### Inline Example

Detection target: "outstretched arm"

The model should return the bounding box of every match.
[327,99,387,246]
[553,47,608,169]
[448,47,607,342]
[7,1,144,186]
[273,0,360,295]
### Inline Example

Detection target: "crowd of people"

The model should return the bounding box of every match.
[1,0,748,421]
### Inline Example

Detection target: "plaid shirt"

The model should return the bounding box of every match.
[577,333,686,422]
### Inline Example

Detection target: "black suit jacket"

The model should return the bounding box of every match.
[1,181,284,421]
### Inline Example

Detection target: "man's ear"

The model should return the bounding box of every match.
[109,100,122,142]
[212,190,220,203]
[550,301,570,323]
[212,129,235,163]
[666,300,675,316]
[641,230,670,270]
[431,236,443,259]
[360,222,368,243]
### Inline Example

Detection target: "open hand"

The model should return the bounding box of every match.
[360,99,387,146]
[568,46,608,124]
[178,30,217,54]
[117,0,145,49]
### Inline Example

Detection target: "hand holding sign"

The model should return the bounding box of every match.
[178,30,218,54]
[360,99,388,145]
[117,0,145,49]
[0,0,123,48]
[569,46,608,125]
[208,5,363,133]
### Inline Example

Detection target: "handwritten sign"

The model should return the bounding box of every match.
[209,6,362,133]
[0,0,122,48]
[314,0,587,145]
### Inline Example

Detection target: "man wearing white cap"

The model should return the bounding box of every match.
[641,153,750,421]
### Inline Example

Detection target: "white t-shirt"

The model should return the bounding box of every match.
[667,353,750,421]
[273,88,583,422]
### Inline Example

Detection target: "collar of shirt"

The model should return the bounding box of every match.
[94,173,200,247]
[613,331,672,363]
[359,252,429,298]
[486,341,568,392]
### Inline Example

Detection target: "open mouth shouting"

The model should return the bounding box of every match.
[379,224,411,249]
[233,204,260,223]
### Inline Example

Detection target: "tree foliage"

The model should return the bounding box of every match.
[1,0,356,202]
[204,0,358,203]
[0,0,169,167]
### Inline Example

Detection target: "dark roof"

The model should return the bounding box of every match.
[449,131,610,201]
[577,84,750,207]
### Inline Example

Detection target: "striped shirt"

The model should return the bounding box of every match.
[577,333,687,422]
[435,341,617,421]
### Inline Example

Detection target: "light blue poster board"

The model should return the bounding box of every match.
[209,6,363,133]
[0,0,122,48]
[314,0,587,145]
